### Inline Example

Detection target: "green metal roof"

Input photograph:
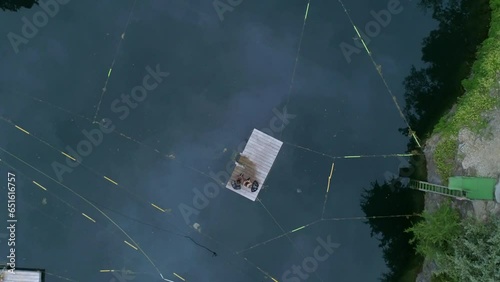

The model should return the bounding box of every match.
[448,176,497,200]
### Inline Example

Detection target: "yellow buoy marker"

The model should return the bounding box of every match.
[82,213,96,223]
[61,152,77,161]
[173,273,186,281]
[291,226,306,233]
[151,203,166,212]
[326,162,335,193]
[103,176,118,185]
[32,181,47,191]
[15,125,30,135]
[304,2,310,20]
[124,240,138,250]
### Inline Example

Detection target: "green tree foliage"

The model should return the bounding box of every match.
[408,202,500,281]
[0,0,38,12]
[438,218,500,281]
[402,0,491,139]
[406,200,461,259]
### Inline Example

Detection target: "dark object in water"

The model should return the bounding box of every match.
[251,180,259,192]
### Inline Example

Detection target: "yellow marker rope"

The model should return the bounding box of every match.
[280,0,311,140]
[321,162,335,217]
[45,272,78,282]
[32,181,47,191]
[0,147,175,282]
[337,0,421,147]
[93,0,137,123]
[0,114,171,217]
[258,199,325,282]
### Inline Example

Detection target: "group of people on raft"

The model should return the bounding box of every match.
[231,173,259,192]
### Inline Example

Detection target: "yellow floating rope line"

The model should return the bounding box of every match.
[45,272,78,282]
[93,0,137,123]
[321,162,335,217]
[280,0,311,140]
[235,219,321,255]
[237,214,419,254]
[337,0,421,148]
[0,114,171,216]
[0,146,176,282]
[283,141,418,160]
[258,198,325,282]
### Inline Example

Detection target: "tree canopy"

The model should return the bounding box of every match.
[407,201,500,281]
[0,0,38,12]
[402,0,491,139]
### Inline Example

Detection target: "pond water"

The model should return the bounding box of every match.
[0,0,439,281]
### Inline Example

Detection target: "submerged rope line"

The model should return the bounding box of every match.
[322,214,419,221]
[242,257,279,282]
[98,269,160,280]
[236,214,419,255]
[336,0,421,148]
[21,92,93,121]
[13,93,226,186]
[93,0,138,123]
[90,199,218,256]
[0,146,175,282]
[279,0,311,140]
[240,159,416,256]
[0,114,173,216]
[45,272,78,282]
[181,220,279,282]
[1,160,106,229]
[284,141,417,160]
[0,179,69,229]
[257,198,325,282]
[235,219,322,255]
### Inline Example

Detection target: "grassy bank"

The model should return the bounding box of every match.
[433,0,500,180]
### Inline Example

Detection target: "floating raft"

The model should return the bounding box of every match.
[226,129,283,201]
[1,269,44,282]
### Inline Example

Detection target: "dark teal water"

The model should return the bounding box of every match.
[0,0,437,281]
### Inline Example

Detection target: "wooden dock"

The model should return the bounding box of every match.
[2,269,43,282]
[226,129,283,201]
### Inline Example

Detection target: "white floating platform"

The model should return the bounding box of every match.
[2,269,42,282]
[226,129,283,201]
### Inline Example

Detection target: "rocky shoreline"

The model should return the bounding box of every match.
[415,94,500,281]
